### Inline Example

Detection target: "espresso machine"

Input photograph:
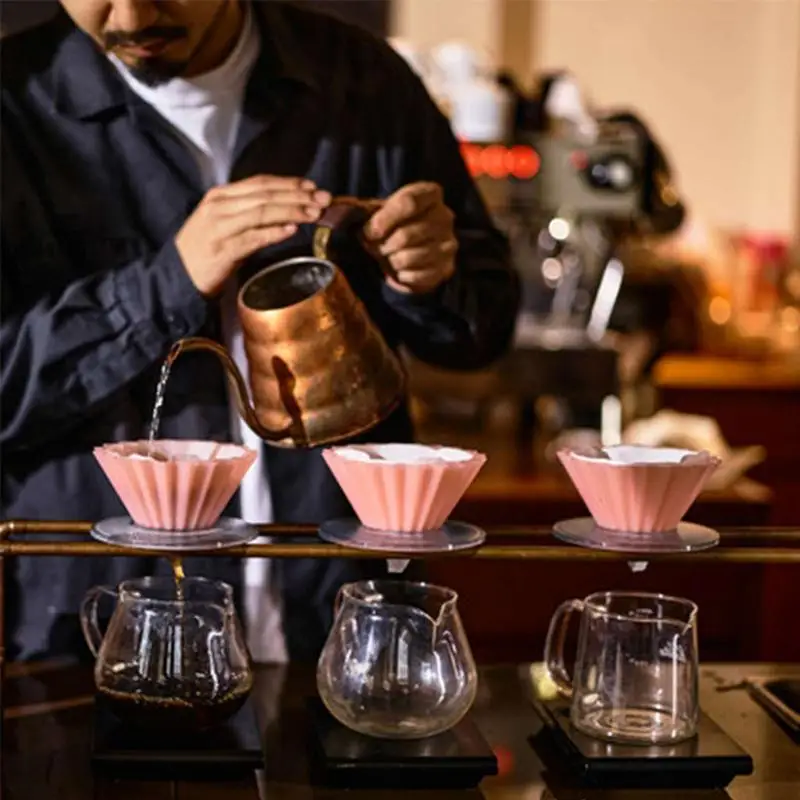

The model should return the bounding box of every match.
[469,71,688,446]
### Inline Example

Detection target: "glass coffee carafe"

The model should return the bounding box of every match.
[544,591,700,744]
[80,576,253,732]
[317,580,478,739]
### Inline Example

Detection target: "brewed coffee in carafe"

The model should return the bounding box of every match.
[92,559,251,731]
[97,668,251,732]
[81,575,253,733]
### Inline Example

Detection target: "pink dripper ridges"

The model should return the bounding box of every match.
[557,445,720,533]
[94,440,256,531]
[323,444,487,532]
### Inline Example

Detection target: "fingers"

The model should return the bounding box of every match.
[385,240,457,293]
[211,175,317,198]
[206,175,331,224]
[389,267,449,293]
[214,188,331,212]
[205,177,332,238]
[386,239,458,275]
[361,182,457,296]
[179,175,329,298]
[377,209,454,256]
[223,224,299,263]
[210,185,331,234]
[215,201,321,238]
[364,182,443,241]
[210,176,329,261]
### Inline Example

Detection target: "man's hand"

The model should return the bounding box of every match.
[176,175,331,297]
[362,182,457,295]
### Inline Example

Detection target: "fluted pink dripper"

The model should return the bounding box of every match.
[323,444,487,532]
[557,445,720,533]
[94,440,257,531]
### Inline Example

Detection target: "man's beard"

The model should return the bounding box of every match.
[124,57,189,87]
[103,25,189,86]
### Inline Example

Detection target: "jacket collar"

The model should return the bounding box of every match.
[52,2,318,122]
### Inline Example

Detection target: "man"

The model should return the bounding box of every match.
[0,0,519,663]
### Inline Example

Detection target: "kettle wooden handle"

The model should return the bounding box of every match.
[312,196,382,261]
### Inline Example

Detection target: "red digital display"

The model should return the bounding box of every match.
[460,143,541,180]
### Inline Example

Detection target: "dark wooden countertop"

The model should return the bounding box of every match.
[4,661,799,799]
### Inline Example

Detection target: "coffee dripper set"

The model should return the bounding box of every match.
[85,198,725,764]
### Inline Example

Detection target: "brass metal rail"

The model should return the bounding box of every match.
[0,518,799,795]
[2,520,800,562]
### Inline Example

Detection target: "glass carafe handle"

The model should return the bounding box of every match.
[543,599,584,698]
[79,585,117,657]
[333,584,349,618]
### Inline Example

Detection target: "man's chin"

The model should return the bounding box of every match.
[119,56,188,86]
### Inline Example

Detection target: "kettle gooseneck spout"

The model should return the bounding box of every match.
[166,337,296,444]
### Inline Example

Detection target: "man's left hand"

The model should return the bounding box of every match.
[363,182,457,295]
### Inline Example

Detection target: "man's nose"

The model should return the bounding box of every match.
[109,0,160,32]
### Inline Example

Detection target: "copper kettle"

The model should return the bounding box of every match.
[170,199,406,448]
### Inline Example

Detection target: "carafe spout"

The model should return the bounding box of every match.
[404,590,459,648]
[168,337,294,443]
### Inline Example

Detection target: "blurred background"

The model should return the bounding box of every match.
[3,0,799,663]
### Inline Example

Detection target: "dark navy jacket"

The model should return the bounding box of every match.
[0,2,519,662]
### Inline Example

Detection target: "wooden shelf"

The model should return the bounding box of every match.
[654,353,800,390]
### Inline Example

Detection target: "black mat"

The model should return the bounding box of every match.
[91,694,263,781]
[530,697,753,790]
[307,698,498,790]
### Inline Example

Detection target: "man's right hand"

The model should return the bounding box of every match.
[175,175,331,297]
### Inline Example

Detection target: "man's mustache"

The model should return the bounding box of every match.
[103,26,188,49]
